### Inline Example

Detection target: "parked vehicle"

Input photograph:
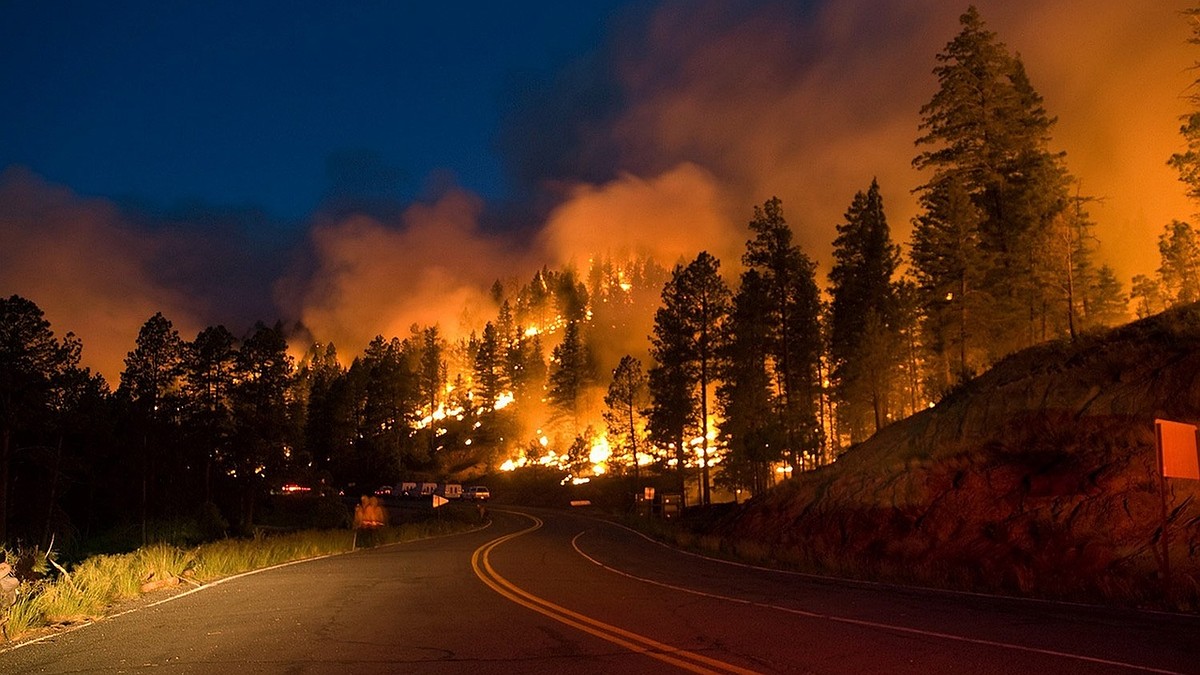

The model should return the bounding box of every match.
[463,486,490,501]
[439,483,462,499]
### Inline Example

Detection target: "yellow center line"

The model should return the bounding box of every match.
[471,512,760,675]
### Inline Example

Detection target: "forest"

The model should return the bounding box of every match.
[3,6,1200,552]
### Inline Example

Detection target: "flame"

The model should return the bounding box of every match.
[494,391,515,410]
[589,435,612,466]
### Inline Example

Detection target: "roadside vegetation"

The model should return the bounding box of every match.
[0,506,480,643]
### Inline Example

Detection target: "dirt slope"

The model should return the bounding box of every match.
[719,304,1200,608]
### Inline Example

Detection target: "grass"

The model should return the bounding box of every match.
[1,509,480,643]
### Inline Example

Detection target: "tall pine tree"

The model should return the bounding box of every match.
[650,252,729,505]
[914,5,1074,358]
[828,179,901,440]
[742,198,824,470]
[718,270,782,495]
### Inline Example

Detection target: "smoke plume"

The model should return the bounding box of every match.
[3,0,1197,381]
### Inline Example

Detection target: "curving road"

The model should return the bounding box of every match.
[2,507,1198,674]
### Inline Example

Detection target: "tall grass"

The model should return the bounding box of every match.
[1,510,479,643]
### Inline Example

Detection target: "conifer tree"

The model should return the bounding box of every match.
[473,322,506,407]
[828,180,901,439]
[1158,220,1200,306]
[650,252,729,504]
[648,311,697,501]
[229,322,293,527]
[548,320,591,434]
[0,296,75,542]
[416,325,446,456]
[914,5,1073,356]
[121,312,184,542]
[182,325,237,503]
[603,355,648,483]
[1168,5,1200,202]
[296,342,352,490]
[1130,275,1168,319]
[910,175,990,389]
[718,270,781,494]
[742,198,824,470]
[1085,265,1128,328]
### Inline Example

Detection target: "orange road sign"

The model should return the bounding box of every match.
[1155,418,1200,480]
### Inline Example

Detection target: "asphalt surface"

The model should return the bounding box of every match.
[2,507,1198,674]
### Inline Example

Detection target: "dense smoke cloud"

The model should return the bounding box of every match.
[3,0,1197,381]
[0,169,291,380]
[295,190,526,354]
[538,162,741,269]
[0,169,203,380]
[591,0,1195,280]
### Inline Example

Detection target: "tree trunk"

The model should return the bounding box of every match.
[0,425,9,543]
[42,433,64,549]
[628,402,639,486]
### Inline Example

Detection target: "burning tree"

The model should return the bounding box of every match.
[603,355,648,483]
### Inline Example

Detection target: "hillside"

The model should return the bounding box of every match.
[718,303,1200,608]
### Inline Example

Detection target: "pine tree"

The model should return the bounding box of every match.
[742,197,824,470]
[603,355,648,483]
[548,320,591,434]
[181,325,237,503]
[914,5,1072,356]
[718,270,782,495]
[650,252,729,505]
[296,342,352,490]
[473,322,507,408]
[229,322,293,527]
[910,174,990,389]
[0,296,75,542]
[828,179,901,440]
[120,312,184,542]
[1084,264,1128,328]
[1168,6,1200,202]
[647,323,696,501]
[1130,274,1168,319]
[1157,220,1200,306]
[416,326,446,457]
[473,322,514,467]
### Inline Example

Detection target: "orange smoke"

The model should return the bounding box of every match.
[606,0,1194,283]
[4,0,1197,384]
[538,162,741,269]
[0,169,202,381]
[296,189,526,354]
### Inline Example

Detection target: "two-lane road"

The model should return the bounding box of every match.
[3,508,1198,673]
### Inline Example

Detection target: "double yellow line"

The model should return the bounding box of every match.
[471,513,759,675]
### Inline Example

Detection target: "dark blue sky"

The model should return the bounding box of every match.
[0,1,637,221]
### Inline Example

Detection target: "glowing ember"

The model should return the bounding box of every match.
[494,391,515,410]
[589,436,612,465]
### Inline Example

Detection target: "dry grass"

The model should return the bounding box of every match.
[1,513,478,643]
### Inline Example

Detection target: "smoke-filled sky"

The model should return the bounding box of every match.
[1,0,1195,381]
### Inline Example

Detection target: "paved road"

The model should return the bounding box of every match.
[2,507,1198,673]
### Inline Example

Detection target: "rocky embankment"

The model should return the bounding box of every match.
[720,304,1200,608]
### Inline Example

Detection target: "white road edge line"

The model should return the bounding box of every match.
[1,520,492,654]
[597,515,1195,619]
[570,530,1185,675]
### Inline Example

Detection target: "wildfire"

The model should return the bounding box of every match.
[494,391,514,410]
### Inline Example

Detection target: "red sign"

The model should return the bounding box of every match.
[1155,419,1200,480]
